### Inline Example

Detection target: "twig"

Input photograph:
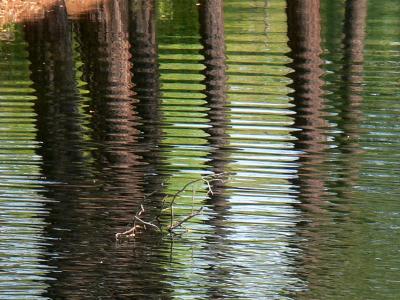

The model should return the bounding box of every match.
[116,172,229,242]
[168,206,204,232]
[132,204,145,233]
[144,185,163,198]
[167,173,226,228]
[166,173,226,209]
[134,216,161,232]
[204,178,213,195]
[115,226,137,241]
[191,184,195,214]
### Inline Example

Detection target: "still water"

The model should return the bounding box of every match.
[0,0,399,298]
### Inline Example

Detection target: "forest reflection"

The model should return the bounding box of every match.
[23,0,169,298]
[0,0,373,298]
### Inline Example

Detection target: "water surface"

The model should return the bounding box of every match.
[0,0,400,299]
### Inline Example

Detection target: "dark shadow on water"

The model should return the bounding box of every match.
[25,0,171,298]
[25,0,88,180]
[129,0,168,214]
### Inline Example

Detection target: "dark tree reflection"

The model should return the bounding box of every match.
[24,2,102,298]
[25,0,170,298]
[286,0,329,295]
[128,3,173,295]
[335,0,367,198]
[200,0,230,179]
[25,1,87,181]
[71,0,169,297]
[76,0,142,190]
[129,0,167,214]
[199,0,235,298]
[287,0,367,297]
[287,0,328,211]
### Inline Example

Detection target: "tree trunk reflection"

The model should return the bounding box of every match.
[336,0,367,198]
[287,0,367,297]
[76,0,142,192]
[130,0,167,216]
[199,0,234,298]
[286,0,329,296]
[24,2,98,298]
[287,0,327,214]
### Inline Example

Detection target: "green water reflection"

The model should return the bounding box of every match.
[0,26,51,297]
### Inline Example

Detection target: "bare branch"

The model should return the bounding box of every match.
[116,172,230,242]
[115,226,137,241]
[203,178,214,195]
[168,206,204,232]
[134,216,161,232]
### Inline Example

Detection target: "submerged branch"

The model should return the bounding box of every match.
[115,173,229,242]
[168,206,204,232]
[134,216,161,232]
